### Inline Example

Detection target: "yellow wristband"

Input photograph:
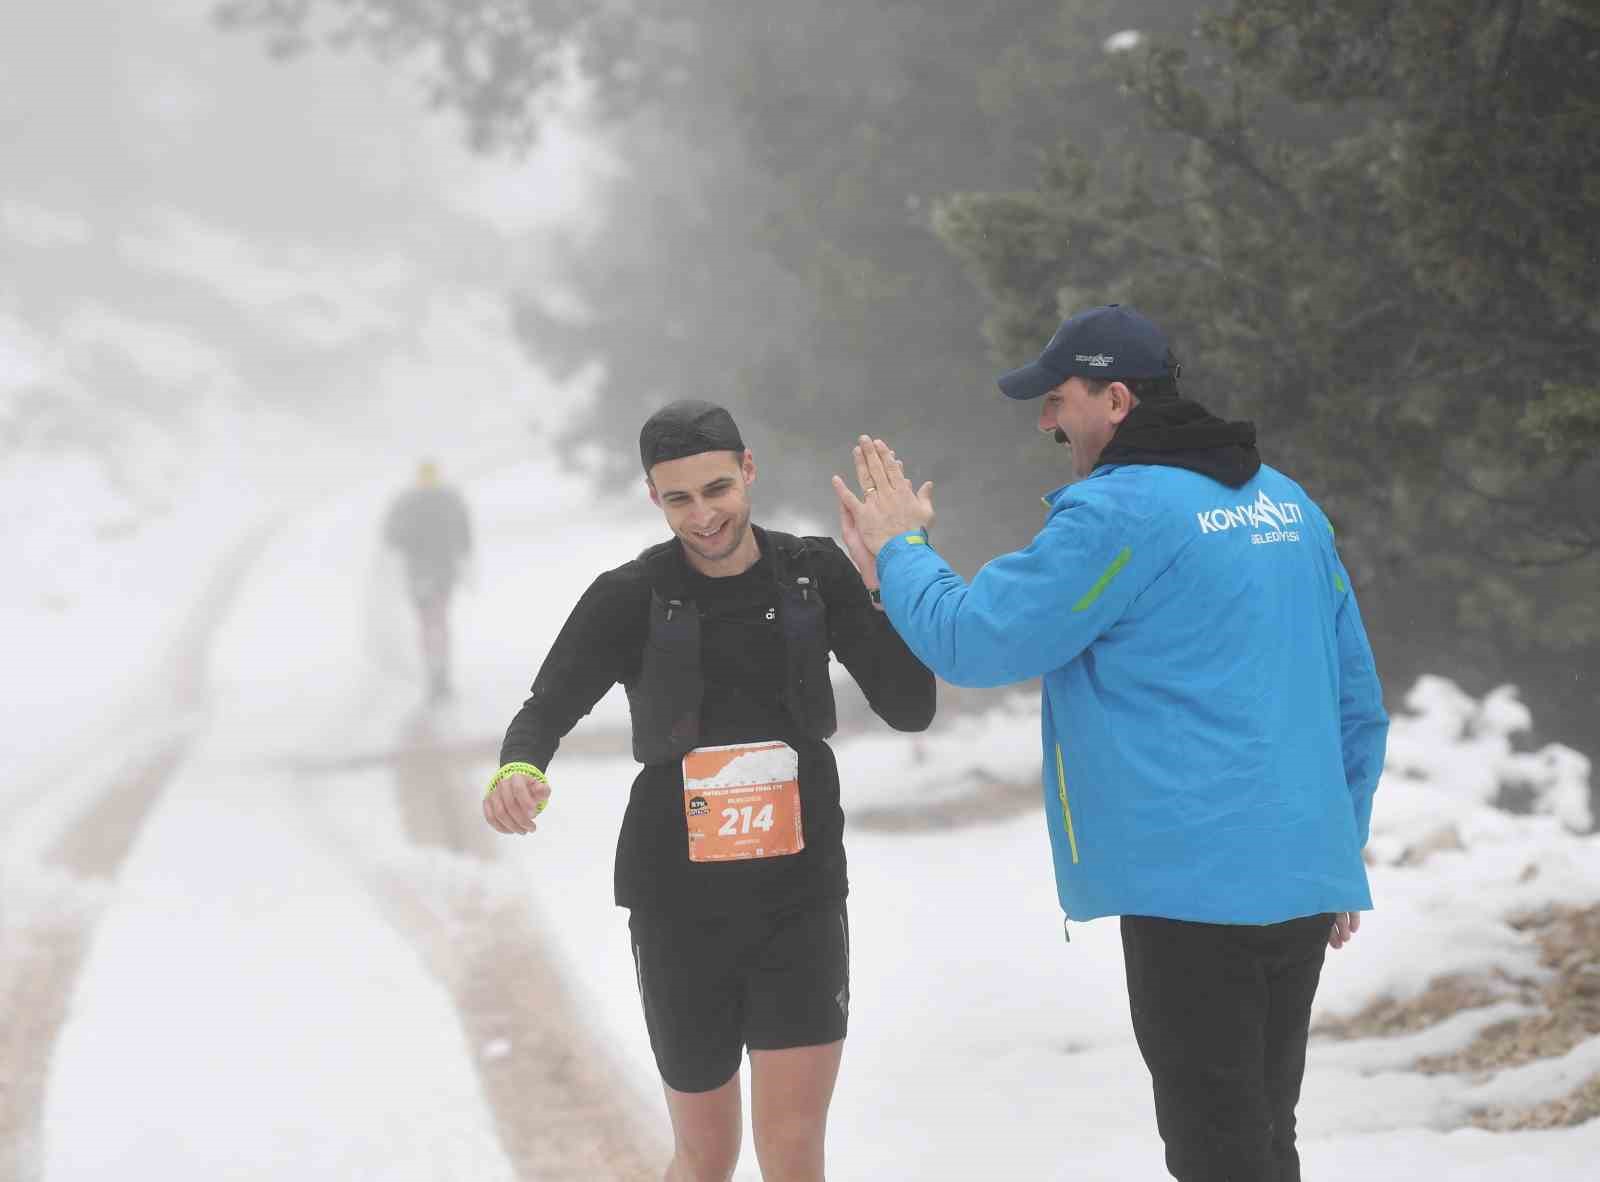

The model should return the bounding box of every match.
[485,761,550,808]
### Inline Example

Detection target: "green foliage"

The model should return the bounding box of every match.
[214,0,1193,568]
[935,0,1600,739]
[1524,383,1600,459]
[219,0,1600,743]
[213,0,649,150]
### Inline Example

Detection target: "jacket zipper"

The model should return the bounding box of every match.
[1054,743,1080,864]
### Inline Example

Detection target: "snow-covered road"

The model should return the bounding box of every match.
[5,458,1598,1180]
[10,475,660,1181]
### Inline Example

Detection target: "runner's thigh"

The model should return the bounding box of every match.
[743,899,849,1052]
[629,910,747,1093]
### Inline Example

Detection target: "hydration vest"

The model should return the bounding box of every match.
[624,530,838,765]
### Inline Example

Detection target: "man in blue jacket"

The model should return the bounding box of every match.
[832,305,1388,1181]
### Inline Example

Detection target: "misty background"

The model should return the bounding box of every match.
[8,0,1595,762]
[3,3,1598,1178]
[223,0,1600,760]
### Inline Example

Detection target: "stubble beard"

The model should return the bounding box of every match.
[680,506,753,565]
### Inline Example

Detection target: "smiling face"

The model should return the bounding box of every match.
[1037,376,1137,479]
[647,448,760,576]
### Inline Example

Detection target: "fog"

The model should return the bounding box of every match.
[13,0,1597,747]
[4,2,1597,1177]
[2,0,608,478]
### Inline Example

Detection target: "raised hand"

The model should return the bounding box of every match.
[837,494,875,585]
[831,436,934,557]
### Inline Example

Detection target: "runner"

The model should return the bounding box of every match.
[383,460,473,701]
[484,400,936,1182]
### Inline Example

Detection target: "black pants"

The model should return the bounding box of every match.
[1121,913,1332,1182]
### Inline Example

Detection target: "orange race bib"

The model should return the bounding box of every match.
[682,741,804,863]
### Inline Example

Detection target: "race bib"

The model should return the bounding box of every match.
[682,741,804,863]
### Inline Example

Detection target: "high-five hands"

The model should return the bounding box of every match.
[831,436,935,560]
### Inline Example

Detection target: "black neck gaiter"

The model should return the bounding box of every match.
[1097,398,1261,488]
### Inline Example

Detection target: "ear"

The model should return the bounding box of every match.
[1107,382,1137,424]
[646,478,662,508]
[740,448,757,486]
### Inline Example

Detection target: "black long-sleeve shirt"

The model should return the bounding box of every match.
[501,528,936,914]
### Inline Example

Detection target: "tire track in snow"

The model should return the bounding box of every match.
[0,868,100,1182]
[3,496,652,1178]
[0,522,276,1182]
[366,710,660,1180]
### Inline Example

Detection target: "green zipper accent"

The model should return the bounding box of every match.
[1072,547,1132,613]
[1054,743,1080,864]
[1334,571,1347,593]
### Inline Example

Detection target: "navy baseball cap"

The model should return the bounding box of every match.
[997,304,1177,400]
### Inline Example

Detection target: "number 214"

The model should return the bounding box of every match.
[719,804,776,836]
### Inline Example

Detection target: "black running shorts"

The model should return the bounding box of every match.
[628,898,850,1094]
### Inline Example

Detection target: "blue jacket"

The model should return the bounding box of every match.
[876,463,1388,925]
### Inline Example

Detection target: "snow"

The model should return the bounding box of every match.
[0,407,325,830]
[5,3,1597,1175]
[1384,675,1593,832]
[6,438,1597,1177]
[515,655,1598,1179]
[41,757,517,1181]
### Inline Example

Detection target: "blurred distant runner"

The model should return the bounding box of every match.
[484,401,935,1182]
[834,305,1388,1182]
[383,460,473,701]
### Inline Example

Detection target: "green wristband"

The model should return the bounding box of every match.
[485,761,550,806]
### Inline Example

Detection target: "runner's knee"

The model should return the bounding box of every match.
[751,1110,825,1174]
[668,1135,740,1182]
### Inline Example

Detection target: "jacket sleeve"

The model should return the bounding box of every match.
[499,568,645,771]
[1330,549,1388,847]
[874,498,1158,688]
[814,538,936,732]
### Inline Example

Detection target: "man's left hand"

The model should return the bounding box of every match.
[1328,911,1361,950]
[832,436,935,558]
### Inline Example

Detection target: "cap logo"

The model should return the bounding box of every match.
[1075,353,1113,367]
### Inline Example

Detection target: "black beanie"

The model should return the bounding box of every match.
[639,400,746,471]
